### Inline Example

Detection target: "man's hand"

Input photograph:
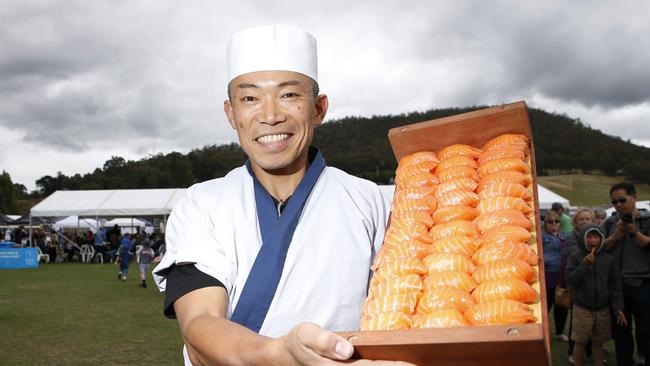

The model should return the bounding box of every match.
[583,248,596,266]
[612,220,628,240]
[616,311,628,327]
[276,322,416,365]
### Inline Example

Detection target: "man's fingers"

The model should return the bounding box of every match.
[295,322,354,360]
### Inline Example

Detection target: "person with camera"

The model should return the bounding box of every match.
[602,182,650,366]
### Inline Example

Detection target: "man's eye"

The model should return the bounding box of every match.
[282,92,298,98]
[241,96,256,102]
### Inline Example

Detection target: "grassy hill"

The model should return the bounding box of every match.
[537,174,650,207]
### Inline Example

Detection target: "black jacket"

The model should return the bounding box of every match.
[566,224,624,312]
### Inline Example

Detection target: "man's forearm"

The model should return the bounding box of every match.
[603,235,620,251]
[634,231,650,247]
[183,315,278,366]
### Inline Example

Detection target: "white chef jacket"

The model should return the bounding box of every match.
[153,165,389,349]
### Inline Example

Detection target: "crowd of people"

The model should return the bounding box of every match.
[543,182,650,366]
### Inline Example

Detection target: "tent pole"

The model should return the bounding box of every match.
[29,213,32,247]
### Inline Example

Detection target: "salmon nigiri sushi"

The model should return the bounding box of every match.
[478,145,527,165]
[472,242,539,266]
[478,182,533,202]
[364,292,420,317]
[476,171,532,192]
[373,257,427,283]
[482,224,532,244]
[472,259,538,284]
[423,253,475,275]
[423,271,477,293]
[392,186,437,205]
[478,157,530,177]
[391,195,437,215]
[437,190,480,208]
[476,196,532,216]
[396,172,440,189]
[432,205,480,224]
[372,239,432,269]
[396,161,438,181]
[431,235,481,258]
[471,277,539,304]
[360,311,412,331]
[465,299,537,326]
[437,144,481,161]
[398,151,439,168]
[390,211,435,229]
[436,166,479,183]
[474,209,532,233]
[436,155,478,172]
[412,308,469,328]
[435,178,479,198]
[368,274,424,299]
[481,134,529,153]
[430,220,480,241]
[417,286,475,314]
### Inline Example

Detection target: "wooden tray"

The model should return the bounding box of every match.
[339,101,550,366]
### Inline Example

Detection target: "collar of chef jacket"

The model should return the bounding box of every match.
[231,146,326,332]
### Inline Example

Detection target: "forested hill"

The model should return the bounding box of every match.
[30,106,650,197]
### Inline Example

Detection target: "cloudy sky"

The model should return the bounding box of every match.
[1,0,649,191]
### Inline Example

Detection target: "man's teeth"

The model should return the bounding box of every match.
[258,134,289,143]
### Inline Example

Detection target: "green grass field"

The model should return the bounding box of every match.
[0,263,183,366]
[538,174,650,207]
[0,262,617,365]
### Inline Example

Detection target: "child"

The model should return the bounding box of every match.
[137,238,155,288]
[566,224,627,366]
[117,234,134,281]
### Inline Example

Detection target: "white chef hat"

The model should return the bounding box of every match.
[226,24,318,83]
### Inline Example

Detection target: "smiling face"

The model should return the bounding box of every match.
[224,70,328,176]
[574,211,594,231]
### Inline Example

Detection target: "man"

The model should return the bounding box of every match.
[602,182,650,366]
[552,202,573,233]
[153,25,409,365]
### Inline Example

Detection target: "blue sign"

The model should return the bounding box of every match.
[0,248,39,269]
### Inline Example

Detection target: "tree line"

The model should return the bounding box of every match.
[2,105,649,214]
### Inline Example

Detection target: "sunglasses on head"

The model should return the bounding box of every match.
[546,220,560,224]
[611,197,627,205]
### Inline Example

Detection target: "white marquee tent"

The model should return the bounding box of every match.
[53,215,101,232]
[30,189,186,218]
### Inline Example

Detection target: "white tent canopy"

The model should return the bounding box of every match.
[104,218,149,228]
[30,189,186,217]
[53,215,101,232]
[536,185,570,210]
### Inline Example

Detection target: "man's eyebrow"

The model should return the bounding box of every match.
[278,80,301,88]
[236,83,260,90]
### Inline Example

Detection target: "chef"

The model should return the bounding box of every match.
[153,24,409,365]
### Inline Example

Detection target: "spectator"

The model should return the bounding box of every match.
[543,211,569,342]
[602,182,650,366]
[137,239,155,288]
[4,228,11,241]
[552,202,574,233]
[560,208,595,362]
[593,208,607,226]
[118,233,134,281]
[566,224,627,366]
[93,228,107,262]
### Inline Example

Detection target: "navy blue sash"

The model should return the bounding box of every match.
[230,148,326,333]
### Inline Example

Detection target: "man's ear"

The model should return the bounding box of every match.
[312,94,329,128]
[224,100,237,129]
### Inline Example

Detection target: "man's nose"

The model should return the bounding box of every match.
[259,98,285,125]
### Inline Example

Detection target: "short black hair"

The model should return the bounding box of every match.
[610,182,636,196]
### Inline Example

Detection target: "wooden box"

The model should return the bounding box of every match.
[339,101,550,366]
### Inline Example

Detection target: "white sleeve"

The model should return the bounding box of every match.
[372,185,391,255]
[152,186,236,293]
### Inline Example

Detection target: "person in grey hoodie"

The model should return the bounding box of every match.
[566,224,627,366]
